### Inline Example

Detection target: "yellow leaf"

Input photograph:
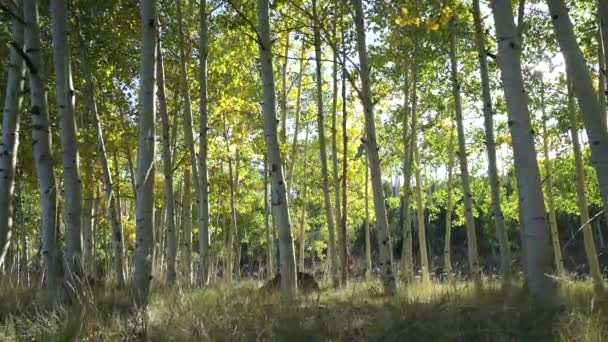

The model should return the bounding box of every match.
[429,21,440,31]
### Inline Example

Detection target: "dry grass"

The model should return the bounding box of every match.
[0,278,605,341]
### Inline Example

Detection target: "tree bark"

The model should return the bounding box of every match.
[351,0,396,294]
[364,157,372,279]
[547,0,608,218]
[198,0,211,286]
[156,29,178,285]
[0,0,25,268]
[491,0,555,303]
[599,0,608,80]
[449,20,480,281]
[280,33,290,143]
[567,79,603,291]
[257,0,297,297]
[414,141,429,283]
[264,155,275,279]
[51,0,83,281]
[133,0,157,307]
[24,0,62,301]
[313,0,339,288]
[341,26,349,285]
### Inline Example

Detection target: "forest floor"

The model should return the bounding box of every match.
[0,278,605,341]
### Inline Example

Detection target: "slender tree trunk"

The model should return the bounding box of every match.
[351,0,396,294]
[444,120,455,282]
[133,0,157,307]
[473,0,510,281]
[156,30,178,285]
[51,0,83,281]
[287,45,307,191]
[449,20,480,281]
[567,80,603,291]
[198,0,211,286]
[402,64,416,283]
[257,0,297,296]
[24,0,62,301]
[331,26,346,285]
[341,29,349,285]
[182,169,192,283]
[264,156,275,279]
[0,0,25,268]
[599,0,608,79]
[414,144,429,283]
[540,88,566,277]
[112,153,126,283]
[598,29,607,129]
[313,0,339,288]
[547,0,608,217]
[298,128,310,272]
[16,172,29,286]
[227,154,238,283]
[364,157,372,279]
[280,33,290,143]
[79,39,126,287]
[491,0,556,303]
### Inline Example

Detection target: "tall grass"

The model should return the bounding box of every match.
[0,278,605,341]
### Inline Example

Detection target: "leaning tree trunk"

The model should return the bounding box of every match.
[133,0,157,307]
[444,120,455,282]
[182,169,193,283]
[79,39,126,286]
[313,0,339,288]
[567,79,603,291]
[540,87,566,277]
[547,0,608,220]
[473,0,510,281]
[351,0,396,294]
[449,20,480,281]
[156,30,177,285]
[198,0,211,286]
[0,0,25,268]
[24,0,62,301]
[257,0,297,297]
[491,0,555,303]
[51,0,83,282]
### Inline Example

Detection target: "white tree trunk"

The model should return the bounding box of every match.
[0,0,25,268]
[51,0,83,279]
[313,0,339,288]
[473,0,510,281]
[364,157,372,279]
[567,80,603,291]
[547,0,608,214]
[298,128,310,272]
[351,0,396,294]
[257,0,297,296]
[280,33,290,143]
[599,0,608,78]
[198,0,211,286]
[287,45,307,192]
[449,20,480,281]
[264,156,275,279]
[491,0,555,303]
[24,0,62,300]
[414,145,429,283]
[133,0,157,306]
[156,31,177,285]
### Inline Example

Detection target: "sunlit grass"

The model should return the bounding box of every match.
[0,278,605,341]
